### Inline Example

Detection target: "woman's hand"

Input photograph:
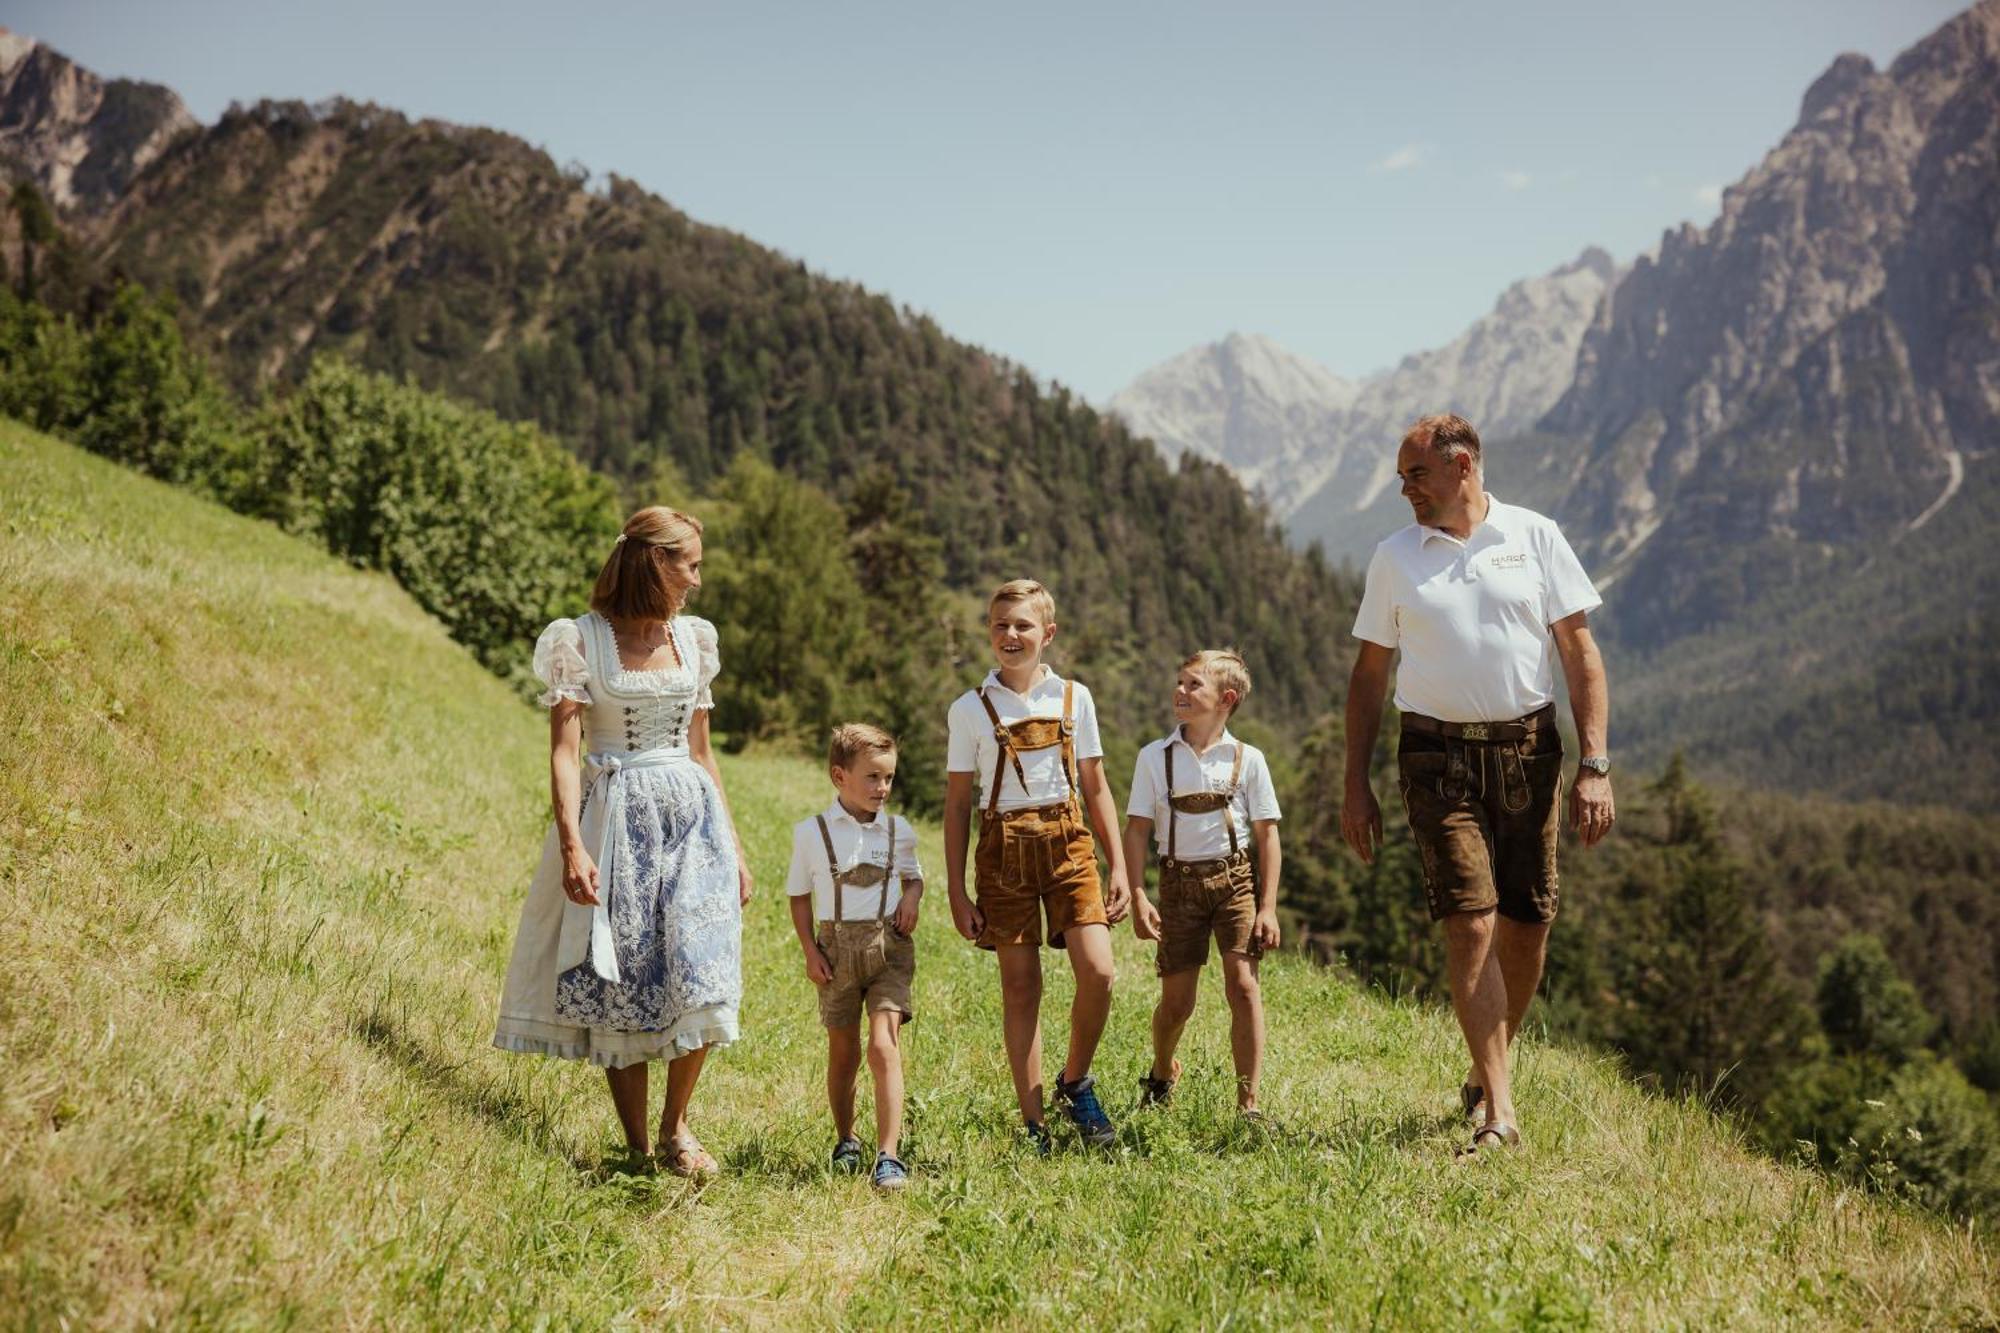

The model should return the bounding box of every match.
[737,854,755,907]
[561,845,600,905]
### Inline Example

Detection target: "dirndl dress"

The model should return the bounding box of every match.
[492,611,742,1067]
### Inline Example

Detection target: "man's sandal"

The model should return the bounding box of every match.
[660,1136,719,1179]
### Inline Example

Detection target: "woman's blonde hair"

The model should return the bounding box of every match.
[590,506,704,622]
[1184,648,1252,713]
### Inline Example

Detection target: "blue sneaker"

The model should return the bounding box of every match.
[1055,1073,1116,1147]
[1022,1120,1053,1157]
[872,1152,910,1191]
[830,1136,865,1173]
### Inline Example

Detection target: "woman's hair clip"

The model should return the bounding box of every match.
[614,533,628,545]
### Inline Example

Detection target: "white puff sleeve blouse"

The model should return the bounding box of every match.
[532,618,592,708]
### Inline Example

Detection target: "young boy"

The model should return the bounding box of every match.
[1126,649,1283,1115]
[944,579,1132,1152]
[785,723,923,1190]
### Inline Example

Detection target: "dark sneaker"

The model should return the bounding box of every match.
[1022,1120,1053,1157]
[872,1152,910,1191]
[831,1136,865,1172]
[1055,1073,1116,1147]
[1138,1073,1175,1108]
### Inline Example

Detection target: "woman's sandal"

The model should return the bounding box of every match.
[1454,1121,1522,1161]
[659,1135,719,1179]
[1460,1082,1485,1124]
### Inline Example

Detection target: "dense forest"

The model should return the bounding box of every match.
[75,100,1361,774]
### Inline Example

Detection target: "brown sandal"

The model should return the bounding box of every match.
[660,1135,719,1179]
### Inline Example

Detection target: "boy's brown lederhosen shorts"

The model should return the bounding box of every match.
[1156,850,1259,976]
[1397,704,1564,923]
[814,920,916,1028]
[973,801,1108,950]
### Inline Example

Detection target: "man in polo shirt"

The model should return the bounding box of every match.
[1340,412,1614,1156]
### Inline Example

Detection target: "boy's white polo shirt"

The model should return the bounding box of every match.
[1351,495,1601,724]
[1127,727,1282,860]
[946,667,1104,812]
[785,800,924,922]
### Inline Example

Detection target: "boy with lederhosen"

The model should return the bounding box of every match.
[1126,650,1283,1116]
[785,723,923,1190]
[943,580,1133,1154]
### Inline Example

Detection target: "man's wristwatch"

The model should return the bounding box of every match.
[1578,755,1611,778]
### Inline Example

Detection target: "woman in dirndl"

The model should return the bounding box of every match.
[493,505,753,1177]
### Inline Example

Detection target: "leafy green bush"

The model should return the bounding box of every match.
[247,359,620,674]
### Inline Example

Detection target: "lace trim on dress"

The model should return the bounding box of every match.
[599,615,697,697]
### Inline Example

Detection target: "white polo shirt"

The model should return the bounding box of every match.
[945,668,1104,812]
[1352,496,1601,723]
[785,800,924,922]
[1127,727,1282,860]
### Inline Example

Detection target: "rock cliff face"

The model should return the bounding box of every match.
[0,30,196,213]
[1543,0,1999,644]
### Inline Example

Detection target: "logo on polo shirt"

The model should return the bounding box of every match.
[1488,552,1529,569]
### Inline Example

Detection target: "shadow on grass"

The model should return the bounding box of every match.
[349,1005,644,1189]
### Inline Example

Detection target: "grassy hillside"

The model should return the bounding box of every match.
[2,419,1994,1327]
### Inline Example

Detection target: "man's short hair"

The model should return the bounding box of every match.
[829,722,897,771]
[1402,413,1483,464]
[988,578,1056,626]
[1183,648,1252,714]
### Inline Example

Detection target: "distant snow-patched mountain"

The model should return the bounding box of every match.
[1106,332,1358,512]
[1109,247,1618,558]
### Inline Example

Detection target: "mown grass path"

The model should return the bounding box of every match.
[2,422,1994,1328]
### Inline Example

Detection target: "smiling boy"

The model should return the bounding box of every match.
[1126,650,1283,1115]
[943,580,1132,1152]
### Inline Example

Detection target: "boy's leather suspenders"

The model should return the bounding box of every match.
[977,680,1078,817]
[814,812,898,924]
[1163,738,1246,866]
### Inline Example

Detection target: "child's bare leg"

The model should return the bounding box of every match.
[1150,968,1201,1082]
[867,1010,905,1154]
[605,1062,650,1155]
[1220,951,1265,1110]
[996,944,1046,1123]
[827,1026,862,1141]
[1059,922,1116,1083]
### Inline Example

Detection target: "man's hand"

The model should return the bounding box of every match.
[1132,893,1162,942]
[1103,867,1132,925]
[1341,779,1384,865]
[802,943,834,986]
[893,889,921,936]
[1252,909,1281,952]
[948,888,984,942]
[1570,772,1616,847]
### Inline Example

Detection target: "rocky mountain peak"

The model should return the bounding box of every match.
[1800,52,1878,122]
[0,30,197,213]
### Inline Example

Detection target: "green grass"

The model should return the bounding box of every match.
[2,419,1994,1328]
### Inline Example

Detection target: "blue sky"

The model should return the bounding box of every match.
[12,1,1966,398]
